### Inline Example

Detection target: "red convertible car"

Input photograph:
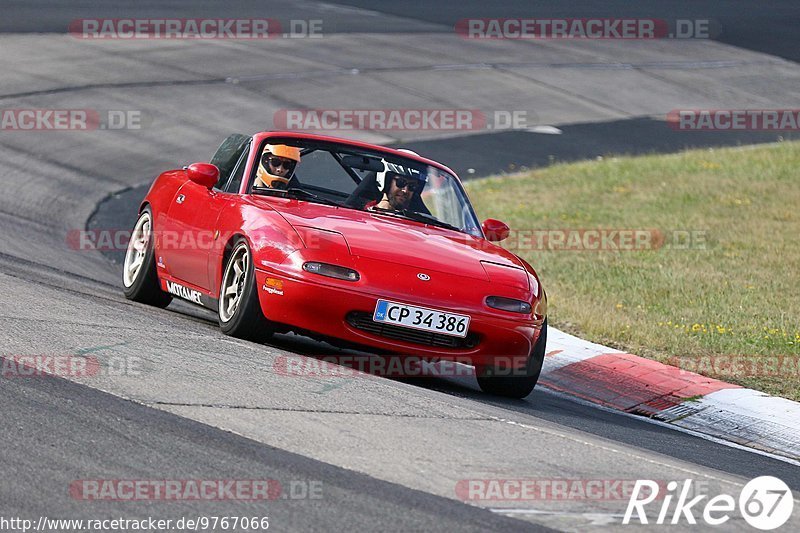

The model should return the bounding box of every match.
[123,132,547,397]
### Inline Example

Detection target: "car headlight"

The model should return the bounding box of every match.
[486,296,532,314]
[303,262,360,282]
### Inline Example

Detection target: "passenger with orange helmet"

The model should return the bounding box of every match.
[254,144,301,190]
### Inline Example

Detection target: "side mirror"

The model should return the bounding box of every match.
[482,218,510,242]
[186,162,219,189]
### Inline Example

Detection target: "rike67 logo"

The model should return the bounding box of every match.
[624,477,794,529]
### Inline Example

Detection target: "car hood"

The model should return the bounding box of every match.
[270,201,529,287]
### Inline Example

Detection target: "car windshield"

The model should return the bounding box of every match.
[250,138,483,238]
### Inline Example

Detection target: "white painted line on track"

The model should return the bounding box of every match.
[489,508,624,525]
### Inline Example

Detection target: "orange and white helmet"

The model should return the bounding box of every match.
[256,144,301,189]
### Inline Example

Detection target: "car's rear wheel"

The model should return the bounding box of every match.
[476,319,547,399]
[218,238,274,341]
[122,207,172,308]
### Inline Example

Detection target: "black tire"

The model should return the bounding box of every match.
[477,319,548,399]
[122,206,172,308]
[218,238,274,341]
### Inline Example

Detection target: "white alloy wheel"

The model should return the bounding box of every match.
[123,211,152,288]
[219,243,250,322]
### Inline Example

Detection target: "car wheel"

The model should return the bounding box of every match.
[122,206,172,308]
[218,238,274,341]
[476,318,547,399]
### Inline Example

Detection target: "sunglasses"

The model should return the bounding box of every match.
[393,177,420,192]
[263,155,296,170]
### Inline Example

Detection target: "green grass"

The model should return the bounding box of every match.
[465,141,800,401]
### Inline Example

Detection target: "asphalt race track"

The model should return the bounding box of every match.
[1,1,799,531]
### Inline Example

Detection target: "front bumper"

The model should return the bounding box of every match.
[254,268,542,368]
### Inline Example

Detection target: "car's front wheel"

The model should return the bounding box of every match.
[122,206,172,308]
[476,319,547,399]
[218,238,274,341]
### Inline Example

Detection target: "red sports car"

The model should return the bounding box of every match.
[123,132,547,397]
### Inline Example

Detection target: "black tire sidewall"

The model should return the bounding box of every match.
[218,238,272,340]
[476,319,547,398]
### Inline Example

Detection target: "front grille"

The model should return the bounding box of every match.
[346,312,480,349]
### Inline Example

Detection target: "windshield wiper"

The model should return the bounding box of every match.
[286,188,344,207]
[374,208,461,232]
[252,186,343,207]
[400,210,462,232]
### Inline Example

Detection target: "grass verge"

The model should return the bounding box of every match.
[465,141,800,401]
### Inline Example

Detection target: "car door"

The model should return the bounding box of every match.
[160,137,251,292]
[159,181,224,292]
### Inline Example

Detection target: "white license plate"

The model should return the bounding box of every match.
[372,299,470,338]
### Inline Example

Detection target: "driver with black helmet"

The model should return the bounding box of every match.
[373,161,426,212]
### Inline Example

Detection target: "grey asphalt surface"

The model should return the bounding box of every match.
[3,0,799,64]
[2,1,800,532]
[335,0,800,63]
[1,365,546,532]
